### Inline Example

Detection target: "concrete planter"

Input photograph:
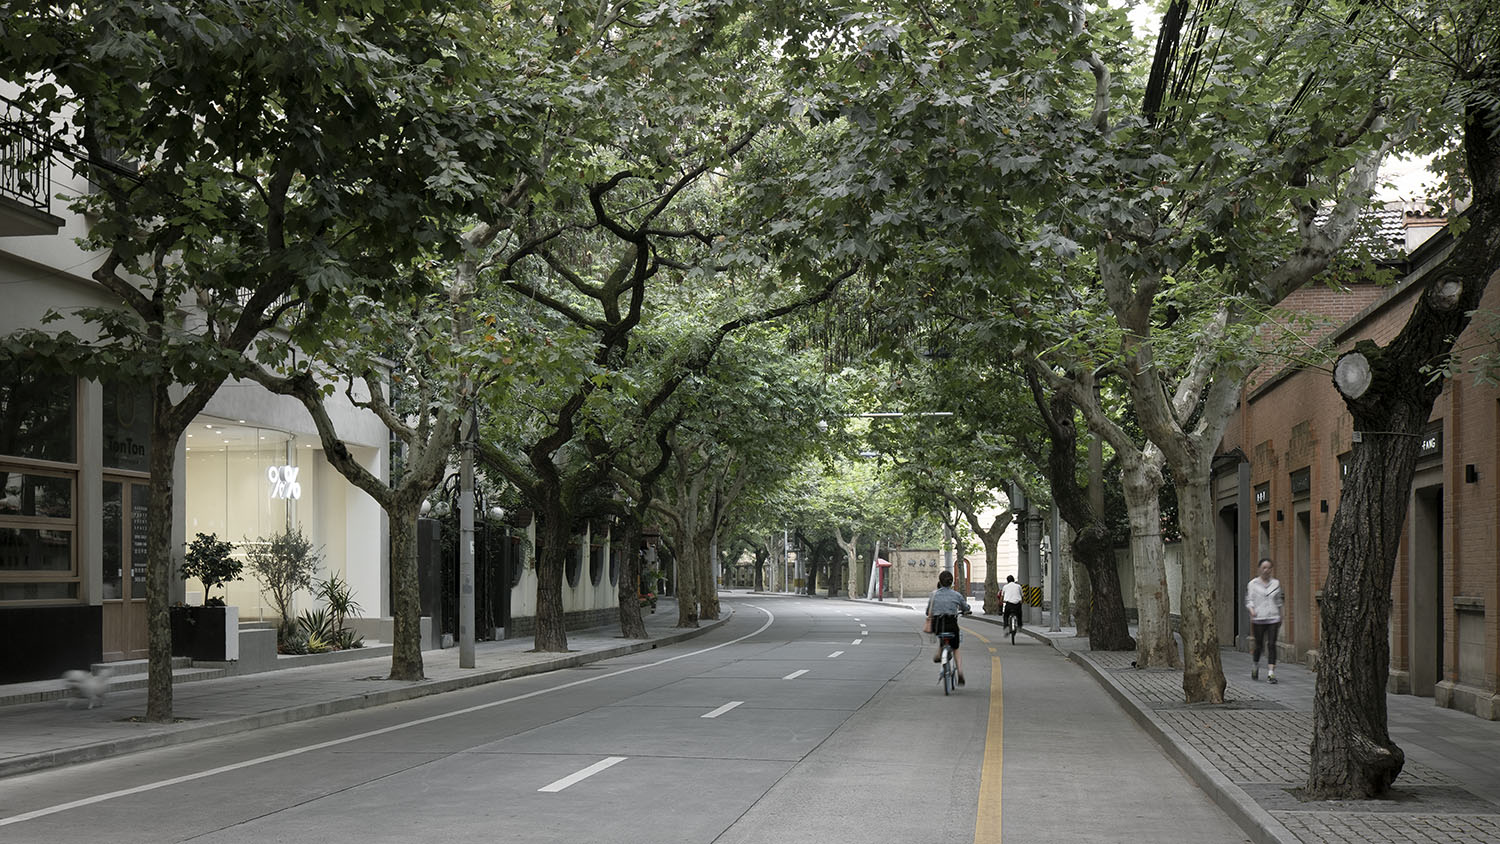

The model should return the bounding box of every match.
[171,605,240,662]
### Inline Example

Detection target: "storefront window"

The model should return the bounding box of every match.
[0,362,76,463]
[184,418,295,548]
[0,363,78,603]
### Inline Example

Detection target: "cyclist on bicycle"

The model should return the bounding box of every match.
[926,571,972,685]
[1001,575,1024,632]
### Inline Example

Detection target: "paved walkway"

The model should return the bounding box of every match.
[0,598,722,779]
[888,596,1500,844]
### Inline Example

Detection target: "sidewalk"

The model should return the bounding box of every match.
[1009,617,1500,844]
[849,594,1500,843]
[0,598,724,780]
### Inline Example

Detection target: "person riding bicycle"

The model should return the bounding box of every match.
[926,571,972,686]
[1001,575,1024,632]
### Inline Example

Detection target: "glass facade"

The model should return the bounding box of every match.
[184,418,296,547]
[0,363,78,603]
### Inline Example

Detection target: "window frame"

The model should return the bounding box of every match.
[0,377,81,605]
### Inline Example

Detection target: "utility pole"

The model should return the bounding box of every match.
[458,406,476,669]
[1050,506,1062,632]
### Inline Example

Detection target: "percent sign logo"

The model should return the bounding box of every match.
[268,466,302,500]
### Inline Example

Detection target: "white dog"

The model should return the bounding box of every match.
[62,668,113,709]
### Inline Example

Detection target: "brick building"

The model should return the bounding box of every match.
[1217,214,1499,719]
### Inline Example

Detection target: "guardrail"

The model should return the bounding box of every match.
[0,95,54,214]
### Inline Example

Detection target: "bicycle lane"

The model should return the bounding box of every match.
[970,623,1252,844]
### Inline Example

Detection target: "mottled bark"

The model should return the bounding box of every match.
[1122,449,1179,667]
[834,527,860,600]
[981,532,1001,615]
[387,508,426,678]
[1176,469,1226,703]
[697,535,720,620]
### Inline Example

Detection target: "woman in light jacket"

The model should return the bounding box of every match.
[1246,558,1285,683]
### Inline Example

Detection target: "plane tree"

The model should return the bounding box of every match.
[1308,2,1500,799]
[0,0,511,714]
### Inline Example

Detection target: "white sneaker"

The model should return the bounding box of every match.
[1268,668,1277,684]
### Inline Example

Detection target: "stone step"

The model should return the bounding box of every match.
[90,657,194,677]
[1,664,228,708]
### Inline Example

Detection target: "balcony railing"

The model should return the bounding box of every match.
[0,95,54,216]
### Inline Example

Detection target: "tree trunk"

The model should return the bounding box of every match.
[1176,467,1226,703]
[144,413,179,722]
[834,528,859,601]
[674,539,700,627]
[1071,522,1133,651]
[1308,87,1500,796]
[697,531,720,620]
[388,505,426,679]
[1072,549,1092,638]
[616,514,648,639]
[752,543,767,592]
[1122,449,1179,668]
[533,511,571,651]
[1024,363,1132,650]
[1307,424,1413,797]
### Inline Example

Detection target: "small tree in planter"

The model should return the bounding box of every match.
[180,533,241,607]
[246,526,322,648]
[171,532,246,661]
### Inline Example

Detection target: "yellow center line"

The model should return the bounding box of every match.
[975,656,1004,844]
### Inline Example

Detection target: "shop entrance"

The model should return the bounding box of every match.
[1410,483,1444,697]
[101,477,150,660]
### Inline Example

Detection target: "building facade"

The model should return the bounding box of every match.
[1217,221,1500,719]
[0,121,393,679]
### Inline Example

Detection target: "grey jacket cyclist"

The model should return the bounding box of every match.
[926,571,971,685]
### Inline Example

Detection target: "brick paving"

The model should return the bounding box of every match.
[1047,630,1500,844]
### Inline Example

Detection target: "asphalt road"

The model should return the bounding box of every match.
[0,595,1248,843]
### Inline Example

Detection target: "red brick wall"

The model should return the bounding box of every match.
[1226,258,1500,703]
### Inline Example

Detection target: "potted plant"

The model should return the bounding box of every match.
[172,532,244,661]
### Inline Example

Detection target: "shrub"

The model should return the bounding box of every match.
[180,533,242,607]
[314,572,362,632]
[246,526,321,645]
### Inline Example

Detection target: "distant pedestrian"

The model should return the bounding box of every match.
[1246,558,1284,683]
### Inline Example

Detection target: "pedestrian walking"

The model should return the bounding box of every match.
[1246,557,1284,683]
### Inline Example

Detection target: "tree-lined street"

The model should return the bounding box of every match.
[3,0,1500,833]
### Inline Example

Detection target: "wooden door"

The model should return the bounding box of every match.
[101,478,149,661]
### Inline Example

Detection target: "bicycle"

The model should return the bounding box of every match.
[936,630,958,695]
[1004,602,1021,645]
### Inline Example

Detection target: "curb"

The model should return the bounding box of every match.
[1021,628,1296,844]
[0,611,732,780]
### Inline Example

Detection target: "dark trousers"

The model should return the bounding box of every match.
[1251,621,1280,665]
